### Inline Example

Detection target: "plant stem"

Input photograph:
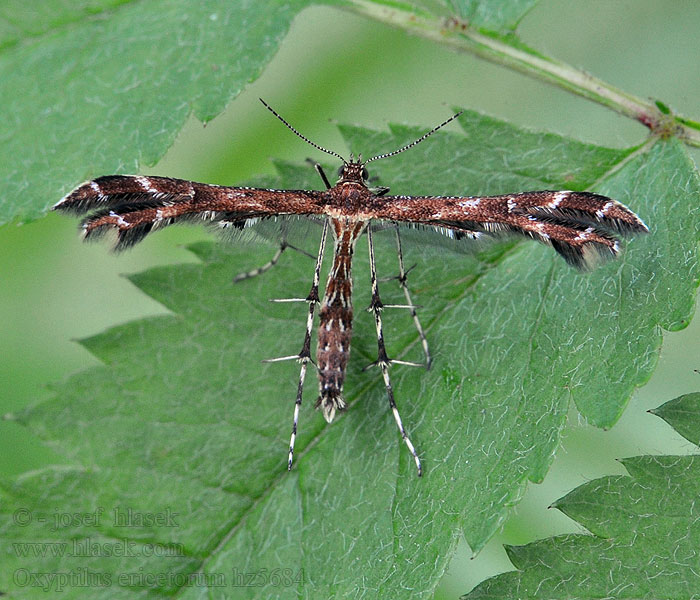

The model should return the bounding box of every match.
[344,0,700,147]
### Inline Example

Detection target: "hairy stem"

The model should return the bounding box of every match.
[344,0,700,147]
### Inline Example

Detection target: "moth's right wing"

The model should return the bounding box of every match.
[370,190,648,270]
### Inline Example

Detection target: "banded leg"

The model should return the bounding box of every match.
[393,227,431,369]
[367,227,422,476]
[263,220,329,470]
[232,242,315,283]
[232,157,326,285]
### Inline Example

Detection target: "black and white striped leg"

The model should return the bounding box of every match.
[263,219,329,471]
[393,226,431,369]
[233,242,316,283]
[288,219,329,470]
[233,244,287,283]
[367,227,422,476]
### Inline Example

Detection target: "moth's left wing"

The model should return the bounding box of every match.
[370,190,648,270]
[54,175,329,251]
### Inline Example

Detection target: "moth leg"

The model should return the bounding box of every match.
[371,227,431,369]
[392,226,431,369]
[232,242,315,283]
[232,243,286,283]
[233,158,323,284]
[366,226,422,476]
[305,159,332,190]
[263,220,329,471]
[371,186,391,196]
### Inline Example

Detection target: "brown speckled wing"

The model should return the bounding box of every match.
[370,190,648,270]
[54,175,329,251]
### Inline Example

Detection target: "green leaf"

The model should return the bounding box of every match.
[463,395,700,599]
[0,1,131,48]
[0,0,325,225]
[1,112,697,597]
[650,392,700,446]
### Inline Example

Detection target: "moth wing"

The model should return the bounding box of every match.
[370,191,647,270]
[55,175,329,252]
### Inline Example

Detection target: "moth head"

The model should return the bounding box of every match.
[337,158,369,185]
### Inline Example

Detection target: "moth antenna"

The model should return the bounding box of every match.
[365,111,464,164]
[260,98,346,163]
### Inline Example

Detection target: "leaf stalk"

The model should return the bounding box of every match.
[344,0,700,147]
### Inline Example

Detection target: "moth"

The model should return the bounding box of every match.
[54,99,648,475]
